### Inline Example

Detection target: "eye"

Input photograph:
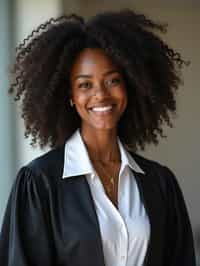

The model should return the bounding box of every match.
[78,81,92,89]
[111,77,122,85]
[105,76,122,87]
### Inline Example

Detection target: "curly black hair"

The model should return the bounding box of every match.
[10,9,188,151]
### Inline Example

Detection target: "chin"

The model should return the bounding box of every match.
[91,123,118,131]
[81,117,120,132]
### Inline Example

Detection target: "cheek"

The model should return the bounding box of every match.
[118,87,128,108]
[73,93,88,113]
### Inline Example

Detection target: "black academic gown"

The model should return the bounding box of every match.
[0,145,196,266]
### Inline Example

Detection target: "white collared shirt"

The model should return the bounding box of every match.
[62,130,150,266]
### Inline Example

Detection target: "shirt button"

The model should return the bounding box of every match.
[121,255,125,260]
[91,173,95,179]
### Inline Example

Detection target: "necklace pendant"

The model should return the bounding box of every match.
[107,187,111,192]
[110,177,114,185]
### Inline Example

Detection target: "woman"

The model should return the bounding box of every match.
[0,9,196,266]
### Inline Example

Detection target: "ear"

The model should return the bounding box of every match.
[70,99,74,107]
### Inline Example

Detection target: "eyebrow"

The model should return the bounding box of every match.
[73,69,120,81]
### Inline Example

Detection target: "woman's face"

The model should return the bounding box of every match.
[70,48,127,132]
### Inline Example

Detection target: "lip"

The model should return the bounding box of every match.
[88,103,115,109]
[88,104,115,116]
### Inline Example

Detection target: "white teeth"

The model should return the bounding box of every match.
[91,106,113,112]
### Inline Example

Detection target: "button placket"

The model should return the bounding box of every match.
[118,170,125,209]
[116,169,128,266]
[118,217,128,266]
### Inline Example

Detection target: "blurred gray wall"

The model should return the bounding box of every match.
[0,0,16,227]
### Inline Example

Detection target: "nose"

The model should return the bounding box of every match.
[93,82,109,98]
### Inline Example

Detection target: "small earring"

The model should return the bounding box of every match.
[69,99,74,107]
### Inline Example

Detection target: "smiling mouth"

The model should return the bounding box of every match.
[89,105,114,115]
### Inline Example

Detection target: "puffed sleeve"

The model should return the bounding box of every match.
[163,167,196,266]
[0,167,54,266]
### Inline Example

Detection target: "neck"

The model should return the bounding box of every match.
[80,127,121,163]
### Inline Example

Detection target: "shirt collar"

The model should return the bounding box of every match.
[117,139,145,175]
[62,129,145,179]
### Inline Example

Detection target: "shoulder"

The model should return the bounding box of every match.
[28,145,64,175]
[131,152,168,174]
[131,152,180,196]
[17,145,65,187]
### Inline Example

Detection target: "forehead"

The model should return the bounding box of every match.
[70,48,118,77]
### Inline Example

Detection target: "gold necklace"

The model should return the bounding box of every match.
[92,160,121,197]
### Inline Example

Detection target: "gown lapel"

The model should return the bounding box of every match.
[59,175,106,266]
[133,170,166,266]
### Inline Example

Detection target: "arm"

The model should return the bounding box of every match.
[0,167,54,266]
[163,167,196,266]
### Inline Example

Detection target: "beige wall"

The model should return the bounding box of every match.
[137,7,200,231]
